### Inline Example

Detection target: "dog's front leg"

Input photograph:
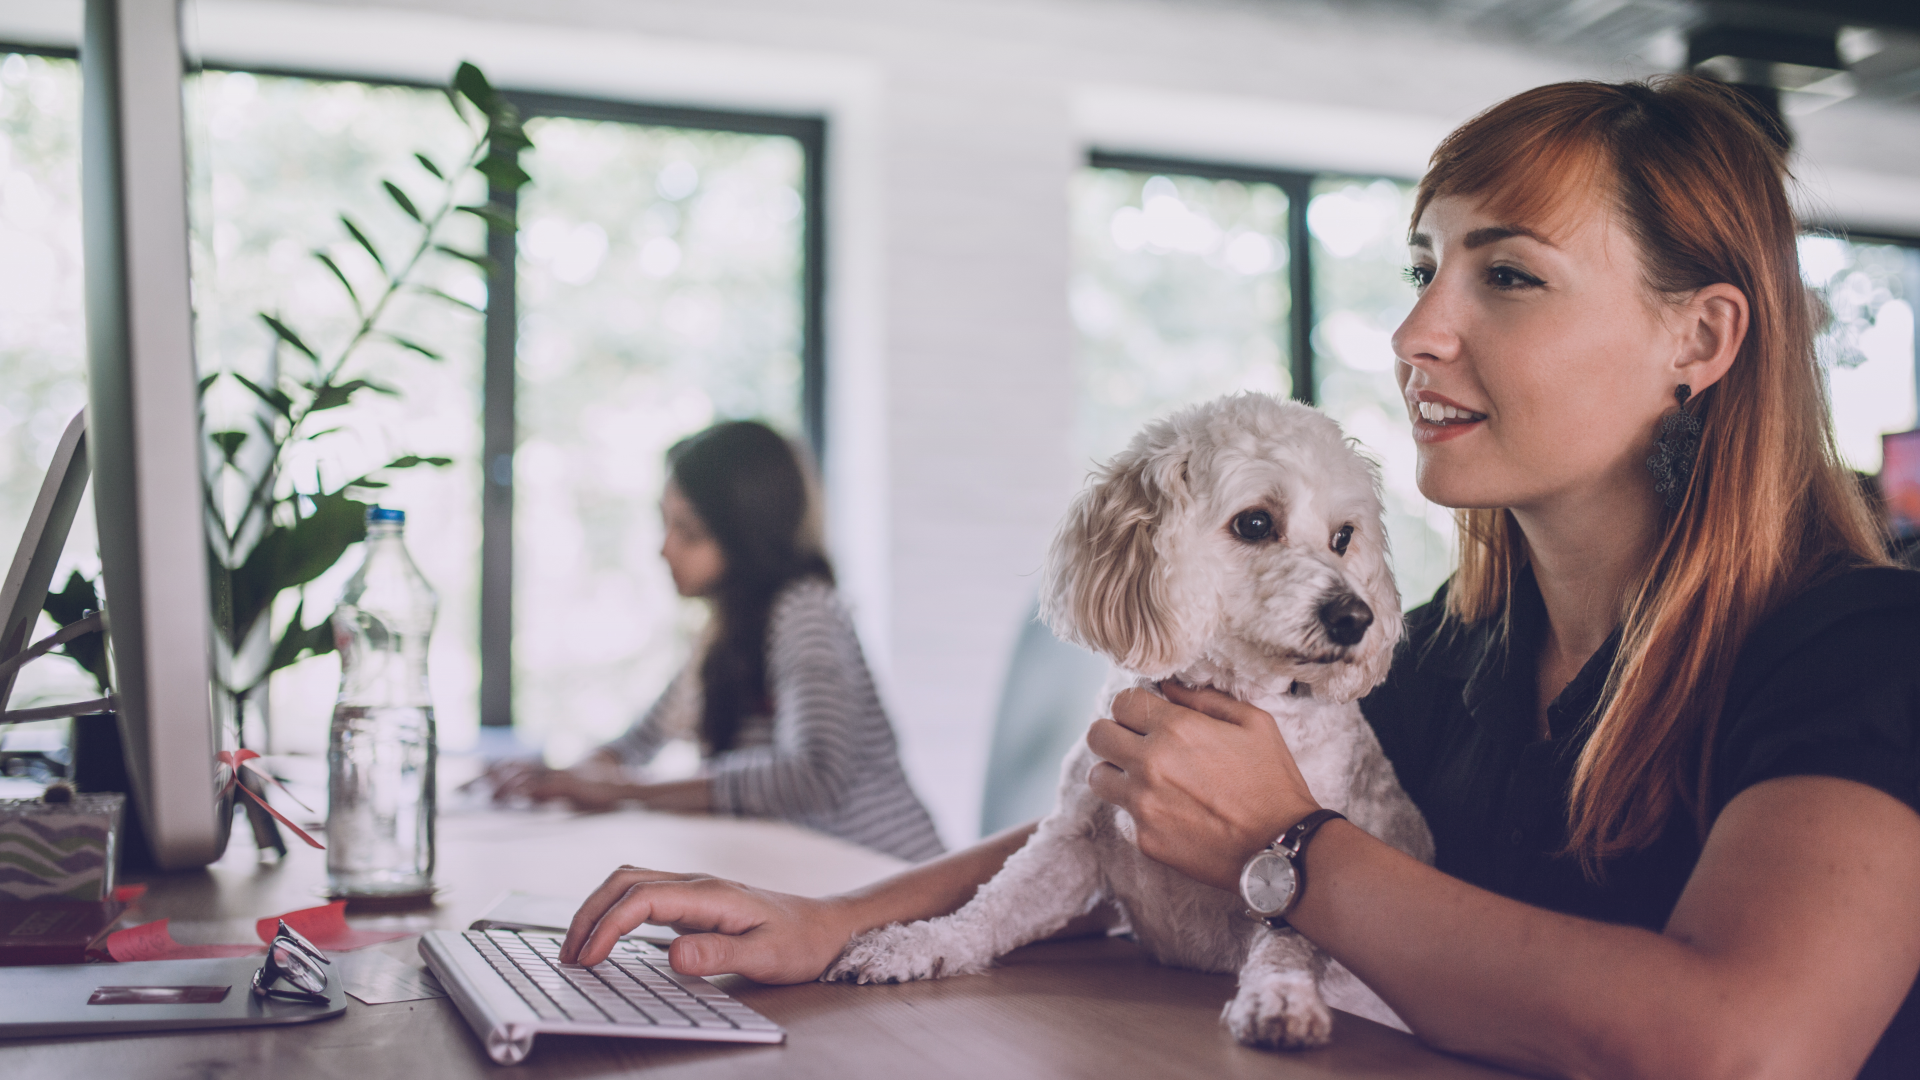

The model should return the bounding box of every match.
[824,816,1104,985]
[1222,925,1334,1049]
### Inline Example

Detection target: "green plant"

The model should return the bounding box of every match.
[202,62,531,733]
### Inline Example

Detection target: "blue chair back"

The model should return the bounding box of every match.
[978,600,1110,836]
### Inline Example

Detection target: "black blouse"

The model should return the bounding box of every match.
[1361,564,1920,1078]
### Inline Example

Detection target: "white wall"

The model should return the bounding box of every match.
[8,0,1920,846]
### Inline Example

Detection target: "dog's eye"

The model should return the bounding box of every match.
[1232,509,1275,542]
[1331,524,1355,556]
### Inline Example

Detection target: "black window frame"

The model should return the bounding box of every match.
[0,43,829,731]
[482,91,825,728]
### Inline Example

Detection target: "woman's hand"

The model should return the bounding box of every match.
[1086,681,1320,890]
[487,761,621,810]
[560,866,861,983]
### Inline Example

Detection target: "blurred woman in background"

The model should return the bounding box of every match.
[492,420,944,863]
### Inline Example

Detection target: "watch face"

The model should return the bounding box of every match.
[1240,851,1298,915]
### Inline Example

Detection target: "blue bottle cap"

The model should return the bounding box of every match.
[367,506,406,524]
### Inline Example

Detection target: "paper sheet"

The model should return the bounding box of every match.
[336,948,445,1005]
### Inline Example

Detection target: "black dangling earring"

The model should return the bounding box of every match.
[1646,384,1703,511]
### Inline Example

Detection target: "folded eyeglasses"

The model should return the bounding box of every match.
[251,919,332,1004]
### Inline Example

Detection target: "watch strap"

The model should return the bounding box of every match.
[1260,808,1346,928]
[1275,808,1346,859]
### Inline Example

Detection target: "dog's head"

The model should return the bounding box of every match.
[1040,393,1402,703]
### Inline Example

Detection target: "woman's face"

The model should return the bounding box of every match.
[1392,191,1685,514]
[660,481,727,598]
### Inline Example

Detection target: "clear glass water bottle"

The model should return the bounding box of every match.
[327,506,439,900]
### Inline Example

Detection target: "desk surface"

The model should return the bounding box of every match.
[0,805,1516,1079]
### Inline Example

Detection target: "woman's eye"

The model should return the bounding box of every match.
[1487,265,1543,290]
[1331,524,1354,556]
[1232,509,1275,542]
[1402,264,1433,289]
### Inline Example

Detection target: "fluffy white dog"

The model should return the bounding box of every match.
[824,392,1434,1049]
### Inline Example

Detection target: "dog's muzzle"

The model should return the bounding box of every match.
[1317,593,1374,647]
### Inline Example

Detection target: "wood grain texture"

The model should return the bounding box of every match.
[0,806,1518,1078]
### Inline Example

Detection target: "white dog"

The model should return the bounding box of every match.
[824,392,1434,1048]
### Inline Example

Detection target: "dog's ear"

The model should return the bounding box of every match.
[1040,435,1201,676]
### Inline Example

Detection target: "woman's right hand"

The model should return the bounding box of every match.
[559,866,858,983]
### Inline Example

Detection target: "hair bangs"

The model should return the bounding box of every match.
[1413,90,1619,245]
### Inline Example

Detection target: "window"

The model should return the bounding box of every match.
[188,70,487,754]
[1802,232,1919,475]
[0,51,97,736]
[508,101,814,762]
[0,50,820,765]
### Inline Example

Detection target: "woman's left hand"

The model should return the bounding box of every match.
[1086,681,1321,890]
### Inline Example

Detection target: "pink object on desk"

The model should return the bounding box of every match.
[255,901,412,952]
[105,919,265,962]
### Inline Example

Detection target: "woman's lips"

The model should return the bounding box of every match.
[1409,395,1487,443]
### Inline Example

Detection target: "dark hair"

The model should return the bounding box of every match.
[668,421,832,753]
[1418,76,1885,871]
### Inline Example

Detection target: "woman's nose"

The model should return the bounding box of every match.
[1391,286,1460,372]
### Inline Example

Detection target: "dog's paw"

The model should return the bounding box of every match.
[1221,973,1334,1049]
[822,920,989,985]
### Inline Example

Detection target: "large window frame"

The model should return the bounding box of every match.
[479,91,824,729]
[0,43,828,733]
[1086,150,1390,408]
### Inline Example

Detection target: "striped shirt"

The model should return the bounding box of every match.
[600,578,945,862]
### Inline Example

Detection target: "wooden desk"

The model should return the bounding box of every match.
[0,805,1517,1078]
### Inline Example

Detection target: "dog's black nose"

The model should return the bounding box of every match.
[1318,594,1373,647]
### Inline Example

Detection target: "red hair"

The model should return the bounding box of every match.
[1417,77,1886,872]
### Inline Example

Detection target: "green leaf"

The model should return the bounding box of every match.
[313,250,361,312]
[385,455,453,469]
[232,373,294,418]
[340,214,387,275]
[414,152,444,180]
[44,569,99,625]
[477,153,532,193]
[381,333,442,361]
[455,202,516,231]
[210,430,248,464]
[383,179,423,223]
[434,244,495,272]
[310,378,398,412]
[198,372,220,395]
[258,314,320,364]
[266,600,337,676]
[453,61,499,120]
[43,571,109,694]
[412,284,484,314]
[347,479,389,489]
[229,492,370,645]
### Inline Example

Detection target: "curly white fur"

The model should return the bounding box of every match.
[825,393,1435,1049]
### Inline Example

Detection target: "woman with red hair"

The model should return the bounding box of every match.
[563,78,1920,1077]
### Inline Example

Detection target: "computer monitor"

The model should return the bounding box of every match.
[76,0,232,869]
[1883,429,1920,543]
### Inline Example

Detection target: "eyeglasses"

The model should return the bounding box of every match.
[251,919,332,1004]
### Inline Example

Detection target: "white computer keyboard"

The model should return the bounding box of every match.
[420,929,785,1065]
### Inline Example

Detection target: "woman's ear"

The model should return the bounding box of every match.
[1039,439,1199,677]
[1670,282,1747,394]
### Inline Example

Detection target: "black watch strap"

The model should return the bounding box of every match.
[1262,808,1346,928]
[1275,808,1346,860]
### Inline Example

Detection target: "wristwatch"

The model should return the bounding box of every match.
[1239,808,1346,927]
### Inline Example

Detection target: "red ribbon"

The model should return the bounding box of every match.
[216,749,325,850]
